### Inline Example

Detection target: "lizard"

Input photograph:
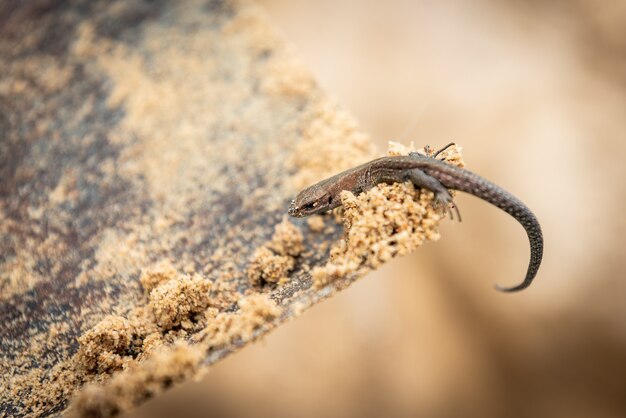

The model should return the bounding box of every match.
[287,143,543,292]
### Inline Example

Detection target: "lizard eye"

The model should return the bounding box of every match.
[328,196,333,205]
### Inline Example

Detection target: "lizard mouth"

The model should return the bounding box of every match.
[287,200,298,217]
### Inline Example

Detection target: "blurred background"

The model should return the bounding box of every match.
[129,1,626,417]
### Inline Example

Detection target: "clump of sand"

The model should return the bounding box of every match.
[149,273,212,330]
[247,217,303,286]
[77,315,136,373]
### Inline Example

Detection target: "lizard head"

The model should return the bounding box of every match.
[288,180,339,218]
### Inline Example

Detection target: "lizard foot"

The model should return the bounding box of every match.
[434,191,462,222]
[409,142,456,160]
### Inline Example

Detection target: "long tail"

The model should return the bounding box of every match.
[423,161,544,292]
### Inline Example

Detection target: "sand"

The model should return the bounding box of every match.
[0,1,459,416]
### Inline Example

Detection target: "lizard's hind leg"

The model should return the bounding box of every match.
[406,168,461,222]
[433,142,456,159]
[408,142,456,160]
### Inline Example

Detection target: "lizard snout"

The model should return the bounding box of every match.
[287,200,297,217]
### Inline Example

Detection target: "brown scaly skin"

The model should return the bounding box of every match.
[288,145,543,292]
